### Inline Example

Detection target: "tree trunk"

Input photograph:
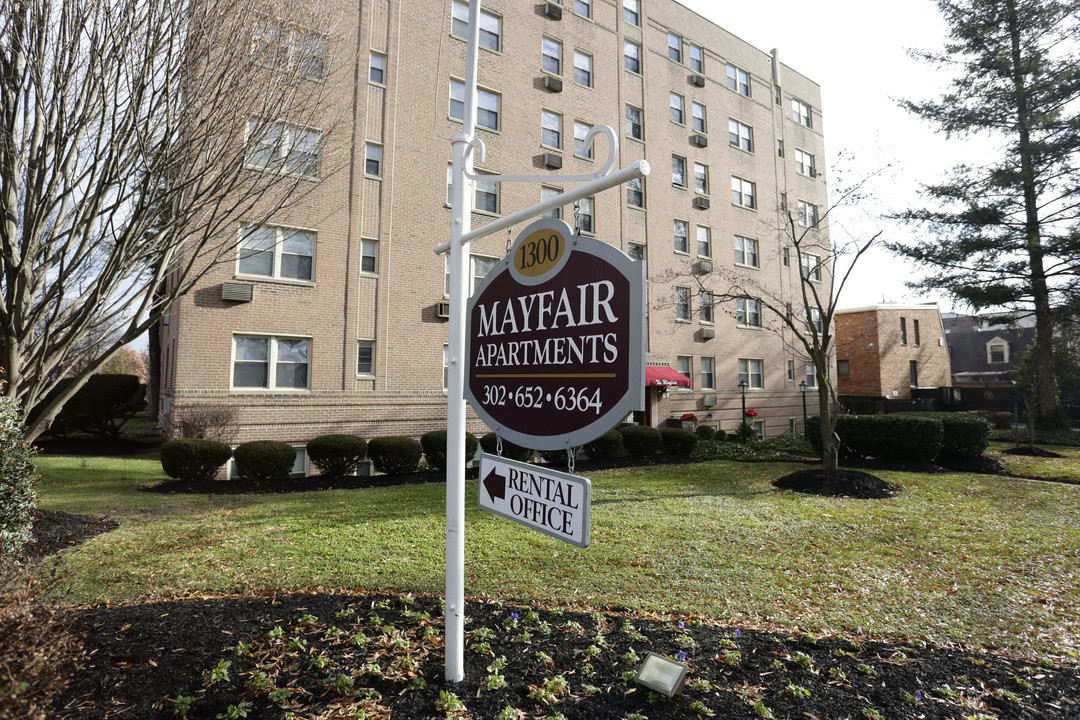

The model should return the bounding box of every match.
[148,318,161,422]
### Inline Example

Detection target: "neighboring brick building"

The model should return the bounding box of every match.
[941,313,1035,386]
[835,304,952,400]
[159,0,832,470]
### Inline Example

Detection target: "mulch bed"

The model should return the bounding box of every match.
[24,510,118,560]
[771,469,899,499]
[1005,446,1066,458]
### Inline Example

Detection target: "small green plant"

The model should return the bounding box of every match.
[856,663,876,676]
[524,609,540,623]
[233,641,252,656]
[719,650,741,666]
[313,656,330,670]
[215,703,250,720]
[481,673,507,690]
[494,706,518,720]
[1010,675,1032,689]
[626,714,648,720]
[583,644,601,658]
[964,714,996,720]
[328,674,355,695]
[268,687,292,704]
[514,630,533,643]
[563,620,584,632]
[621,670,637,682]
[487,656,508,673]
[173,695,195,718]
[297,613,318,624]
[580,662,595,677]
[536,621,553,634]
[286,638,308,652]
[752,701,774,719]
[582,684,600,695]
[535,650,554,665]
[621,649,641,665]
[244,672,273,693]
[323,626,342,640]
[932,685,959,700]
[792,651,814,669]
[408,676,427,692]
[782,681,810,698]
[434,690,466,713]
[828,667,849,683]
[268,626,284,640]
[208,660,231,684]
[834,648,856,659]
[862,709,884,720]
[716,639,738,650]
[799,632,818,646]
[686,678,712,692]
[994,688,1020,702]
[675,634,698,648]
[689,700,714,716]
[472,640,492,655]
[351,631,370,646]
[472,626,495,641]
[335,607,355,618]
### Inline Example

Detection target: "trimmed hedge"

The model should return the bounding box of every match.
[695,425,717,442]
[619,425,662,458]
[583,429,623,460]
[160,438,233,483]
[893,412,990,459]
[233,440,296,483]
[1,391,38,557]
[420,430,479,472]
[807,415,943,462]
[479,432,534,463]
[368,436,424,475]
[307,434,368,477]
[660,427,697,455]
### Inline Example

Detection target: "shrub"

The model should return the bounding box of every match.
[539,446,584,469]
[619,425,662,458]
[695,425,717,442]
[660,427,697,455]
[307,434,368,476]
[420,430,479,472]
[0,391,38,558]
[757,433,815,455]
[0,561,80,720]
[691,440,778,462]
[894,412,990,459]
[368,436,424,475]
[976,410,1015,430]
[479,432,534,463]
[31,374,146,442]
[233,441,297,483]
[807,415,944,462]
[160,438,233,483]
[583,429,623,459]
[172,404,240,444]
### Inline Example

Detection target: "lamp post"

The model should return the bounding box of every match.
[738,379,748,444]
[799,380,808,434]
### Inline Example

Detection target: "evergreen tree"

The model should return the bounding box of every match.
[890,0,1080,429]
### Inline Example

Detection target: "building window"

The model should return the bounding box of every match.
[670,92,685,124]
[805,307,823,334]
[355,239,377,275]
[574,121,594,159]
[357,340,375,375]
[623,40,641,73]
[628,244,645,261]
[675,287,691,321]
[792,98,812,127]
[541,186,562,219]
[627,176,644,208]
[988,342,1007,363]
[795,148,816,177]
[731,176,756,209]
[449,80,500,130]
[625,104,643,140]
[691,101,706,133]
[671,154,686,186]
[694,162,708,194]
[577,197,595,234]
[913,318,921,346]
[541,109,562,149]
[900,317,908,345]
[787,359,795,381]
[673,219,688,253]
[734,235,758,267]
[364,143,382,176]
[700,292,713,323]
[726,63,750,95]
[701,356,715,390]
[783,246,790,266]
[246,119,320,178]
[369,52,386,84]
[451,1,502,52]
[667,32,682,62]
[837,359,850,378]
[696,225,711,258]
[445,254,497,297]
[804,362,818,388]
[910,360,919,388]
[676,355,692,383]
[542,36,562,74]
[689,43,703,73]
[253,18,327,80]
[800,252,821,281]
[798,200,819,228]
[623,0,640,26]
[233,335,311,390]
[738,357,763,389]
[474,171,499,214]
[736,297,761,327]
[573,51,593,86]
[238,225,315,282]
[728,118,753,151]
[777,139,784,157]
[574,0,592,18]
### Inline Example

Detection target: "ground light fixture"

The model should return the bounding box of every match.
[633,652,689,697]
[799,379,808,432]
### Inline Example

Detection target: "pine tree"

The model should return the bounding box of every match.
[891,0,1080,429]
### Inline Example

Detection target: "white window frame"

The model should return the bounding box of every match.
[623,0,640,26]
[445,254,497,297]
[800,252,822,282]
[667,32,682,63]
[364,142,382,177]
[627,176,644,208]
[738,357,763,390]
[699,292,714,324]
[542,36,562,75]
[701,356,716,390]
[805,307,823,334]
[689,43,703,73]
[541,186,562,219]
[357,340,375,376]
[736,297,761,328]
[800,199,819,227]
[232,334,312,391]
[728,118,753,152]
[574,0,592,18]
[246,119,321,179]
[237,224,316,283]
[573,50,593,87]
[691,101,706,133]
[369,51,386,85]
[574,120,594,159]
[726,63,750,96]
[696,225,711,258]
[987,339,1009,363]
[625,104,643,140]
[795,148,816,177]
[450,79,500,131]
[675,286,691,321]
[252,18,327,80]
[670,92,685,125]
[734,235,758,268]
[676,355,692,387]
[671,154,687,187]
[451,1,502,52]
[577,196,595,235]
[541,109,563,149]
[673,219,689,254]
[792,98,813,127]
[731,176,756,209]
[694,162,708,195]
[473,170,500,215]
[804,362,818,388]
[359,238,378,275]
[624,40,642,74]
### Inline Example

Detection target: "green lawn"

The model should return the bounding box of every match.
[36,453,1080,658]
[988,441,1080,483]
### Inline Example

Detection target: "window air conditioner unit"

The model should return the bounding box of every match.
[543,152,563,169]
[221,282,253,302]
[694,259,713,274]
[700,327,716,340]
[689,74,705,87]
[702,393,717,407]
[693,196,710,210]
[543,75,563,92]
[437,301,451,319]
[690,133,708,148]
[543,2,563,19]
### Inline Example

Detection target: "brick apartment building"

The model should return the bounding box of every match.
[158,0,832,471]
[835,304,952,401]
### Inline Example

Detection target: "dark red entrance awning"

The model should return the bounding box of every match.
[645,365,693,388]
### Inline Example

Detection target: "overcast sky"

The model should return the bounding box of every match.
[676,0,980,312]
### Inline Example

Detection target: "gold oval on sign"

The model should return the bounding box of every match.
[513,228,566,278]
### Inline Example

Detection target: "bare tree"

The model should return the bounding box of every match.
[670,167,886,472]
[1,0,345,440]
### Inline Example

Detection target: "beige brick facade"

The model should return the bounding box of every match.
[160,0,833,461]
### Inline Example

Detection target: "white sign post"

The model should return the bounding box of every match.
[478,454,592,548]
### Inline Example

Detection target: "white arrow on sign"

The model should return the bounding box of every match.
[477,453,591,548]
